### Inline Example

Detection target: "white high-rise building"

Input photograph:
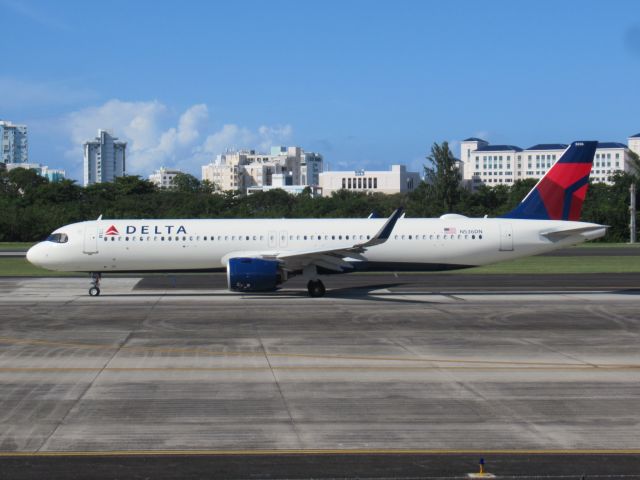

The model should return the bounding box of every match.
[0,120,28,165]
[460,136,635,189]
[149,167,183,189]
[83,130,126,186]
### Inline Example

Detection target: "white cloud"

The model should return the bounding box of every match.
[62,99,294,177]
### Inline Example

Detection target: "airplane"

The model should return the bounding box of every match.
[27,141,606,297]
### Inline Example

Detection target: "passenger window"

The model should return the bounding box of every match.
[408,235,412,240]
[125,237,129,241]
[472,235,476,239]
[394,235,398,239]
[168,237,171,241]
[260,235,264,241]
[161,236,165,241]
[338,235,342,240]
[111,237,115,242]
[479,235,483,239]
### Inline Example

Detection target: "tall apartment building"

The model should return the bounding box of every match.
[0,120,28,165]
[319,164,421,197]
[83,130,126,186]
[201,146,322,193]
[460,136,634,189]
[149,167,183,189]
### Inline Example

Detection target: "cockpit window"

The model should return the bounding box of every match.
[46,233,68,243]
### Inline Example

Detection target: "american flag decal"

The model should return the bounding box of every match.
[444,227,456,234]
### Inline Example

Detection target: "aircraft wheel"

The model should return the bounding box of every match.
[89,287,100,297]
[307,280,326,298]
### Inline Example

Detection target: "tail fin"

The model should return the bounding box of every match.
[502,141,597,221]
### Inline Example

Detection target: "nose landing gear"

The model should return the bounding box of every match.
[89,273,102,296]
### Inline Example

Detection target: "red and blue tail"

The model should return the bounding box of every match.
[502,141,597,221]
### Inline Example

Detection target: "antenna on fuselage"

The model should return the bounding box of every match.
[97,214,103,221]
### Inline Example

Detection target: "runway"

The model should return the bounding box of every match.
[0,273,639,478]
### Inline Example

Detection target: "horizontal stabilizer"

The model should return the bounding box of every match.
[541,225,607,241]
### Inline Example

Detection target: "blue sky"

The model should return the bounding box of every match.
[1,0,640,181]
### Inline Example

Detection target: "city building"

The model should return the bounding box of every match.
[5,163,66,182]
[247,173,321,196]
[319,164,421,197]
[149,167,183,189]
[628,133,640,159]
[0,120,28,165]
[300,151,323,186]
[201,146,322,193]
[460,136,635,189]
[83,129,126,186]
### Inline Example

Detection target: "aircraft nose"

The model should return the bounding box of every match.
[26,243,46,267]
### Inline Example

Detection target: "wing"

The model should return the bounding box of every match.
[223,208,403,273]
[274,207,403,271]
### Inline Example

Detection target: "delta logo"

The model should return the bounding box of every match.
[105,225,120,236]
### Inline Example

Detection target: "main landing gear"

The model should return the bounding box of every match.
[89,272,102,296]
[307,279,326,298]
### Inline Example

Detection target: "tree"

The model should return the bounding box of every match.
[7,167,48,195]
[113,176,156,196]
[173,173,201,193]
[422,141,462,213]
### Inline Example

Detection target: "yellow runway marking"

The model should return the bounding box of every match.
[0,448,639,457]
[0,365,639,372]
[1,336,639,369]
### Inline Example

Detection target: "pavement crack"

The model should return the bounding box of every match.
[258,336,304,449]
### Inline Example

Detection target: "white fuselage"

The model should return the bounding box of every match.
[26,217,605,273]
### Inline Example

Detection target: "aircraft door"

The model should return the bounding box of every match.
[499,223,514,251]
[83,224,99,254]
[279,231,288,248]
[268,231,277,248]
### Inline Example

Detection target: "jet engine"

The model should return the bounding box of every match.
[226,257,284,292]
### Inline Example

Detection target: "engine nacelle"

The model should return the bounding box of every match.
[227,257,283,292]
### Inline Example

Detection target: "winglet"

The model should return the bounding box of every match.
[357,207,404,249]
